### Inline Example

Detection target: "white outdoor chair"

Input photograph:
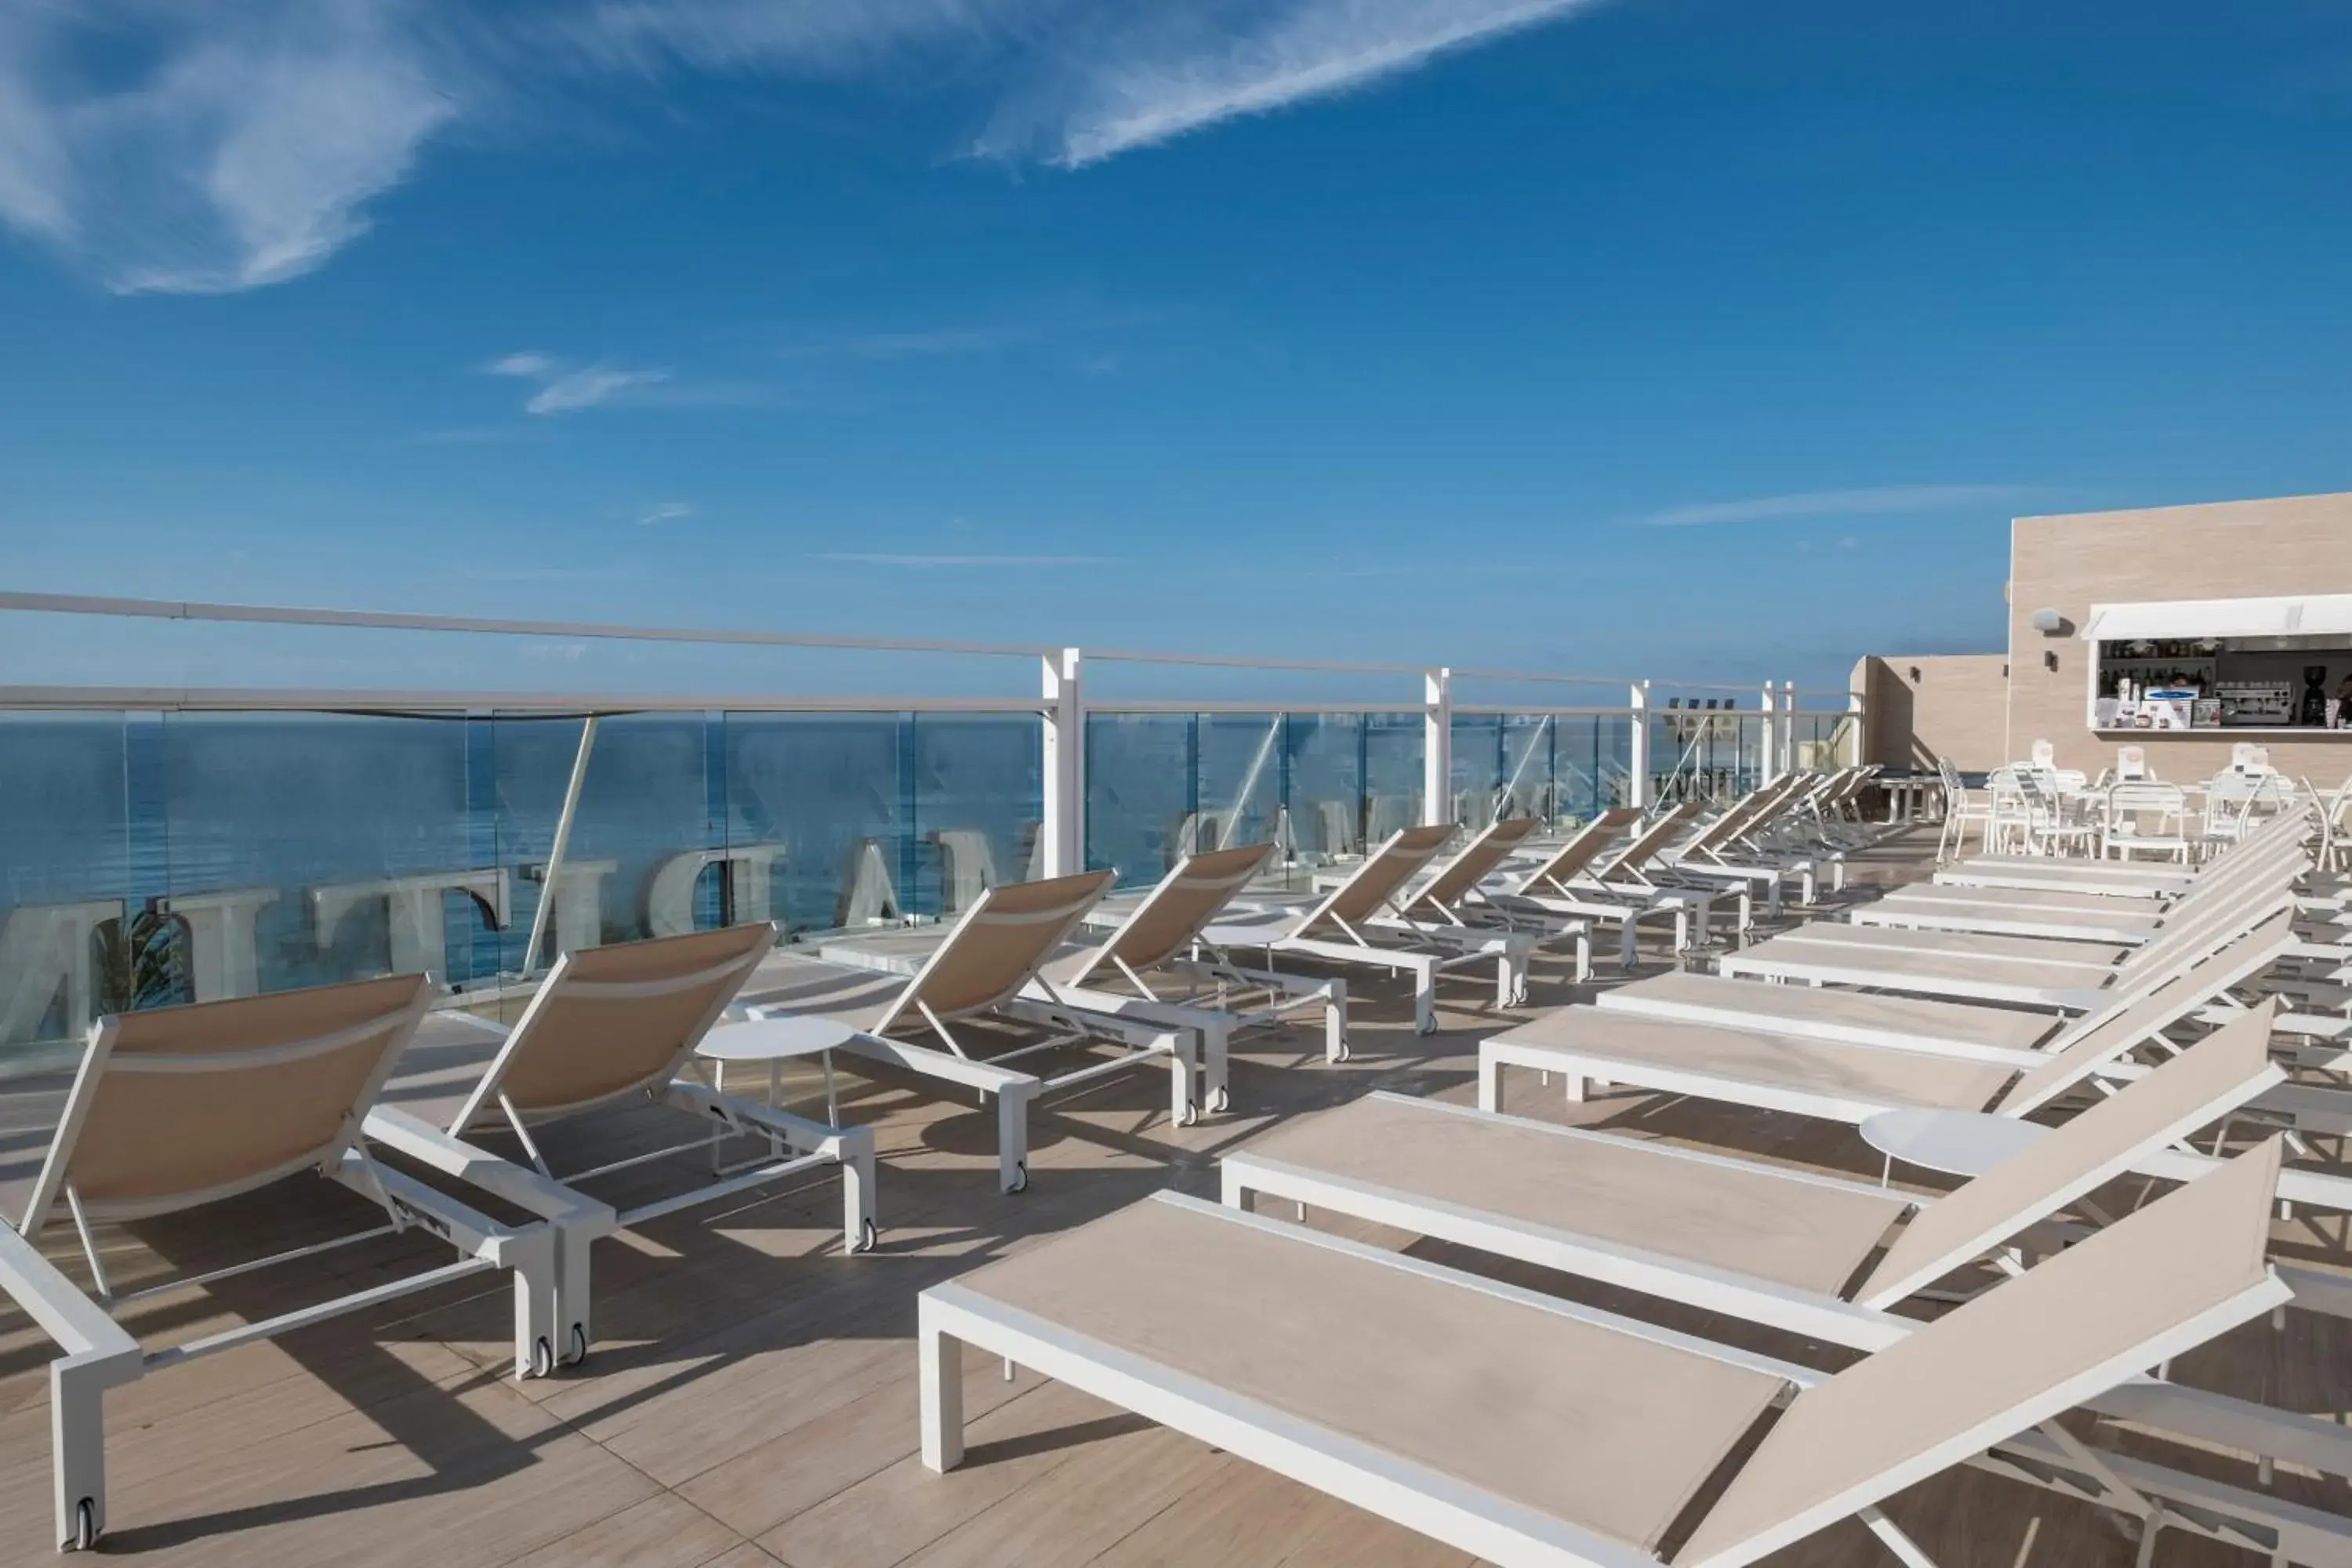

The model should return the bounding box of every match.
[2100,779,2191,863]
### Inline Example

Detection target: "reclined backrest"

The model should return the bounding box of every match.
[24,972,435,1230]
[878,869,1118,1027]
[1857,1004,2278,1307]
[1994,909,2294,1117]
[1295,826,1456,934]
[1510,808,1642,895]
[1598,802,1707,877]
[1060,845,1272,985]
[1406,818,1541,915]
[1676,1138,2285,1568]
[455,922,775,1131]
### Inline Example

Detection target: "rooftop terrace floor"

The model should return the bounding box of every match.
[0,831,2345,1566]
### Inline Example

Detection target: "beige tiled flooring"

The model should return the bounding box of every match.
[0,834,2344,1565]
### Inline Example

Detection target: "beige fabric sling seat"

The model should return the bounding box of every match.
[377,922,877,1362]
[1478,808,1709,968]
[0,975,583,1552]
[810,846,1338,1119]
[735,870,1142,1192]
[1936,851,2204,898]
[1840,815,2310,947]
[1595,969,2070,1056]
[1196,826,1538,1037]
[1235,1010,2352,1393]
[920,1142,2307,1568]
[1228,1016,2352,1485]
[1486,919,2352,1165]
[1717,848,2303,1008]
[1850,884,2172,943]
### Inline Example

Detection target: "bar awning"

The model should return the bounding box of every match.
[2082,594,2352,642]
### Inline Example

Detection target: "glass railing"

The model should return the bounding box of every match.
[1084,710,1426,887]
[0,592,1847,1064]
[0,707,1043,1058]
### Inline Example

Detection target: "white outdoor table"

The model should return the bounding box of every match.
[698,1013,853,1131]
[1858,1107,2050,1185]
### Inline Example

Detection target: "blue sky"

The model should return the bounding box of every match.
[3,0,2350,699]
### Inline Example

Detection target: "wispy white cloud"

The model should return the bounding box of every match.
[985,0,1612,168]
[484,350,674,415]
[1634,485,2045,528]
[487,350,559,378]
[816,552,1120,568]
[635,500,695,525]
[527,365,672,414]
[0,2,1613,292]
[0,1,461,295]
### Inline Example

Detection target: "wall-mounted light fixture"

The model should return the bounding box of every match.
[2044,650,2060,672]
[2031,608,2071,636]
[1907,666,1921,682]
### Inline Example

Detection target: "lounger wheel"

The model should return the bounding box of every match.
[563,1323,589,1367]
[854,1218,879,1253]
[1209,1087,1231,1113]
[71,1499,96,1552]
[531,1335,556,1378]
[1177,1101,1200,1128]
[1332,1041,1352,1062]
[1007,1160,1029,1194]
[1414,1017,1436,1036]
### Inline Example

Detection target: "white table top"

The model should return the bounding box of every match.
[698,1014,857,1063]
[1857,1108,2050,1178]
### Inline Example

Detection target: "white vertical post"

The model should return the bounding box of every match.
[1845,688,1865,768]
[1759,681,1779,787]
[1422,668,1452,828]
[1040,648,1084,877]
[1781,681,1797,775]
[1628,681,1651,809]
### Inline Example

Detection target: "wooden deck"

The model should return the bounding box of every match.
[0,832,2347,1566]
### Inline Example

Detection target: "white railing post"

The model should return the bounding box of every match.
[1040,648,1084,877]
[1628,681,1651,809]
[1781,681,1797,775]
[1845,686,1865,768]
[1759,681,1779,788]
[1422,668,1452,828]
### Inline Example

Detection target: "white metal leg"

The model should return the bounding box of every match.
[919,1310,966,1472]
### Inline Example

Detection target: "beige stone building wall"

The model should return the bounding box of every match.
[1852,654,2011,771]
[2007,492,2352,782]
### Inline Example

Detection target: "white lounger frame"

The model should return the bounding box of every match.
[432,935,880,1351]
[0,987,593,1553]
[917,1191,2309,1568]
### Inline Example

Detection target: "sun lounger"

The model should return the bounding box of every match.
[1485,924,2352,1170]
[1479,808,1709,967]
[376,921,877,1365]
[1192,826,1540,1036]
[1379,817,1594,981]
[1578,802,1745,940]
[734,869,1168,1192]
[1598,967,2070,1054]
[1302,817,1595,982]
[811,844,1344,1115]
[919,1135,2311,1566]
[0,976,587,1551]
[1854,812,2309,941]
[1657,775,1837,913]
[1849,885,2171,943]
[1718,851,2302,1007]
